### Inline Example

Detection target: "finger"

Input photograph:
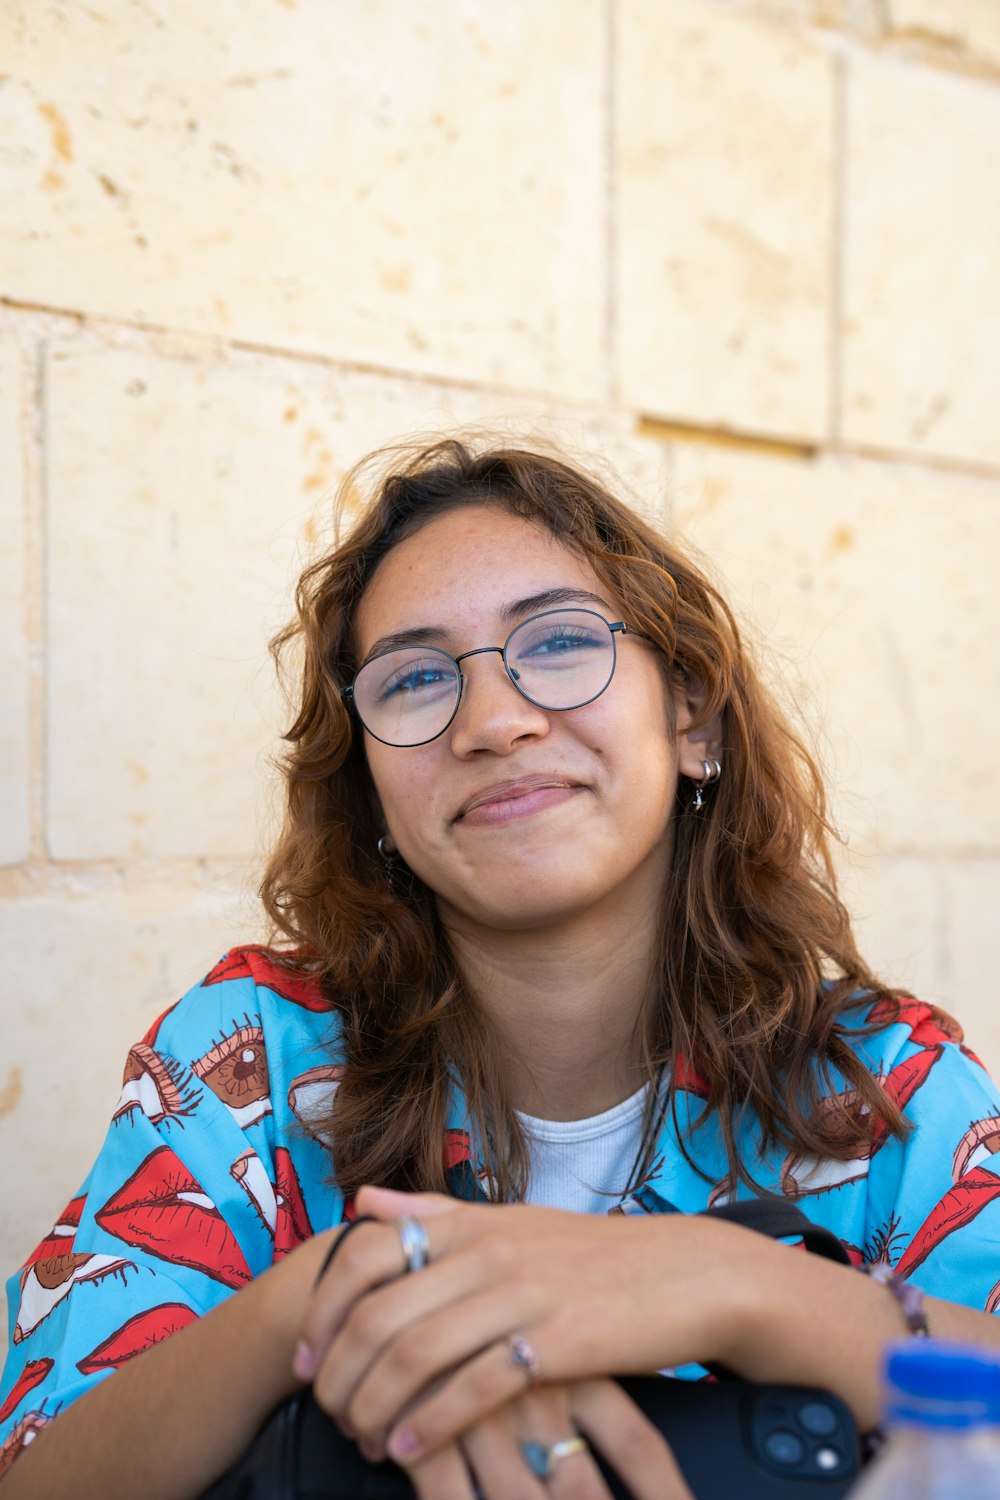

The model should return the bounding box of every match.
[406,1441,479,1500]
[513,1388,611,1500]
[460,1411,549,1500]
[313,1257,511,1436]
[356,1184,461,1219]
[296,1219,416,1379]
[570,1379,694,1500]
[382,1327,548,1465]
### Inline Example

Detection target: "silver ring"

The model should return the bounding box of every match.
[508,1334,541,1383]
[522,1436,589,1478]
[395,1215,430,1273]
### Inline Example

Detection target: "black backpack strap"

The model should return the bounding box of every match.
[700,1196,852,1265]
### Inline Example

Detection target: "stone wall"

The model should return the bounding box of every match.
[1,0,998,1271]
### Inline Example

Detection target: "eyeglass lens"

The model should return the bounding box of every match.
[352,608,618,747]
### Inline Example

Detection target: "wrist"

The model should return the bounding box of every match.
[256,1228,340,1397]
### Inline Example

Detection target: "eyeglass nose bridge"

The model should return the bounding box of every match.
[453,643,523,686]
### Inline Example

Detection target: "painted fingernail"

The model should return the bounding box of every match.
[389,1427,420,1459]
[293,1339,318,1380]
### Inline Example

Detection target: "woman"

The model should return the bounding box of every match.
[2,439,1000,1500]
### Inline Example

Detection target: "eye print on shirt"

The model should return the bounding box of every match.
[287,1064,343,1146]
[0,1411,52,1480]
[14,1253,135,1344]
[95,1145,252,1289]
[203,946,332,1012]
[76,1302,199,1376]
[781,1045,944,1199]
[192,1021,271,1129]
[0,1360,54,1426]
[113,1043,201,1129]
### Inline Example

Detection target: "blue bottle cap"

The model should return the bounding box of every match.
[884,1341,1000,1429]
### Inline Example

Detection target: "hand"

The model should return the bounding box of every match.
[294,1185,750,1465]
[401,1378,693,1500]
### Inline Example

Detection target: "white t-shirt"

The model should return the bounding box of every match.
[519,1080,655,1215]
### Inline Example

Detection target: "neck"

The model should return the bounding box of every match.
[441,888,663,1121]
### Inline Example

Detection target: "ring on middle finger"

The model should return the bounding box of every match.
[522,1436,589,1479]
[395,1214,430,1273]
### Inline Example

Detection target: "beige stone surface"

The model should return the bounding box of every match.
[0,1,605,400]
[886,0,1000,69]
[44,339,668,860]
[0,336,30,865]
[839,851,944,997]
[842,53,1000,466]
[945,859,1000,1076]
[0,883,256,1274]
[668,444,1000,851]
[616,0,834,441]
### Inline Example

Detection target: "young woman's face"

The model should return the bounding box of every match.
[355,504,705,935]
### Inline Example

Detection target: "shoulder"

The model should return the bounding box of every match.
[833,993,990,1091]
[122,944,346,1144]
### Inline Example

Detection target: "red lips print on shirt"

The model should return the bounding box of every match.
[202,946,332,1011]
[95,1146,251,1288]
[76,1303,199,1375]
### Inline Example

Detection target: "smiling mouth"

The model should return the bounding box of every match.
[456,780,583,827]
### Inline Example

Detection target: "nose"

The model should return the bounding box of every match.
[447,650,550,757]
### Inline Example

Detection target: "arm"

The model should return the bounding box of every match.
[0,1229,332,1500]
[294,1186,1000,1469]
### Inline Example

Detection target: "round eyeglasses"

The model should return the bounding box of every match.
[342,607,642,748]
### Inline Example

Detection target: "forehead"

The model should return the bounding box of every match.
[355,504,608,650]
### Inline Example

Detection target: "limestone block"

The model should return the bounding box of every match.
[0,336,29,865]
[616,0,834,441]
[944,860,1000,1079]
[668,444,1000,851]
[838,852,944,998]
[886,0,1000,70]
[45,340,668,859]
[0,884,255,1274]
[842,53,1000,467]
[0,1,604,400]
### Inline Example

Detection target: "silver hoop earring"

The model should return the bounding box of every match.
[376,835,395,864]
[691,757,722,813]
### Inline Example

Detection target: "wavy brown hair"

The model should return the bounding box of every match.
[261,437,910,1201]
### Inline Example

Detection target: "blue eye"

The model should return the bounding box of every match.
[375,659,457,703]
[520,626,602,657]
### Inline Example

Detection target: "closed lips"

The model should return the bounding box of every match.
[455,777,581,820]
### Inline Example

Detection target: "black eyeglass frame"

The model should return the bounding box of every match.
[340,607,647,748]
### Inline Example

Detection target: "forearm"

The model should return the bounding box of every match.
[719,1230,1000,1430]
[0,1230,334,1500]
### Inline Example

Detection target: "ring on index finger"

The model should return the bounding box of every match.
[395,1214,431,1273]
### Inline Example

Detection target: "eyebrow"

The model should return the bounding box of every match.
[361,587,616,664]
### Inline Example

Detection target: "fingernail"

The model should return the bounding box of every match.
[388,1427,420,1459]
[293,1339,318,1380]
[358,1439,381,1463]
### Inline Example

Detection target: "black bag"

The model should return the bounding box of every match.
[202,1200,863,1500]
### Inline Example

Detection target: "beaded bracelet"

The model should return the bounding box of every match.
[866,1263,930,1337]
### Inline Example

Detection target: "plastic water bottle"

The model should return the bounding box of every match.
[849,1340,1000,1498]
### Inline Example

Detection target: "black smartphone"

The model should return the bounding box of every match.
[290,1376,861,1499]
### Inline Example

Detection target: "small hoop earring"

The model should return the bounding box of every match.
[691,757,722,813]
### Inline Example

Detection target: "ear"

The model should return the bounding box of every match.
[673,676,723,783]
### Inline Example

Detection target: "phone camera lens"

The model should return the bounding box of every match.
[763,1430,805,1466]
[799,1399,838,1436]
